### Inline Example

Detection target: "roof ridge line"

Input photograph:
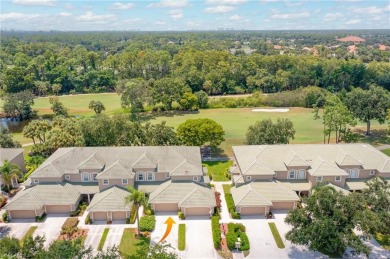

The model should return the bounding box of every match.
[248,181,272,205]
[269,179,298,198]
[149,180,172,202]
[179,187,198,206]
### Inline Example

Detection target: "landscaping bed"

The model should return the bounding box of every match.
[58,217,87,242]
[226,223,250,251]
[223,184,240,219]
[268,222,285,249]
[20,226,37,245]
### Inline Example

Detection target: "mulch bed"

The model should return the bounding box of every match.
[58,228,88,241]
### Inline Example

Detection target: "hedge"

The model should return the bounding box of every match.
[211,216,221,249]
[225,194,241,219]
[139,215,155,232]
[226,223,250,251]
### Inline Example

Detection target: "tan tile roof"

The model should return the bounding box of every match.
[31,146,203,179]
[337,36,365,42]
[96,161,134,179]
[87,186,131,212]
[0,148,24,165]
[233,144,389,175]
[149,180,215,208]
[276,180,311,191]
[308,158,349,176]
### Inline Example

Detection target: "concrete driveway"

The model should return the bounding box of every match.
[33,215,68,247]
[179,216,217,259]
[84,225,106,251]
[0,220,37,239]
[151,213,179,252]
[103,224,127,250]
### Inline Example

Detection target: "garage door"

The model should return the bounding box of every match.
[272,202,294,210]
[240,207,265,215]
[154,203,178,212]
[46,205,71,214]
[93,212,107,221]
[112,211,127,221]
[9,210,36,219]
[184,207,211,216]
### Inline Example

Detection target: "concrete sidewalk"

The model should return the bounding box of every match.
[213,181,232,223]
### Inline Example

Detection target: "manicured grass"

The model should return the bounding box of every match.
[119,228,150,257]
[32,93,123,117]
[375,233,390,251]
[97,228,109,251]
[178,224,186,251]
[222,184,232,194]
[381,148,390,157]
[268,223,285,249]
[203,161,233,181]
[20,226,38,245]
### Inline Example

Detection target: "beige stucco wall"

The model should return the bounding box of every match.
[154,172,170,181]
[307,175,346,187]
[275,171,288,180]
[239,206,266,215]
[272,202,295,210]
[98,179,132,191]
[358,170,376,179]
[183,207,212,216]
[112,211,127,220]
[66,174,82,182]
[46,204,72,214]
[92,211,107,221]
[244,175,273,182]
[31,177,62,183]
[170,175,199,181]
[153,203,179,212]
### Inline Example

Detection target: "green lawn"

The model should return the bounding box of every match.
[375,233,390,251]
[119,228,150,257]
[222,184,231,194]
[203,161,233,181]
[268,223,285,249]
[97,228,109,251]
[178,224,186,251]
[20,226,38,245]
[381,148,390,157]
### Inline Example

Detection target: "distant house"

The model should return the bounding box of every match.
[0,148,25,188]
[379,44,389,51]
[229,144,390,216]
[4,147,215,220]
[336,35,365,44]
[347,45,357,54]
[273,45,282,50]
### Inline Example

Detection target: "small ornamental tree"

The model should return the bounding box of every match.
[246,118,295,145]
[88,100,106,114]
[177,118,225,147]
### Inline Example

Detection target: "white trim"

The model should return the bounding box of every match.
[350,169,359,178]
[147,172,154,181]
[122,179,128,185]
[335,176,341,181]
[103,179,109,185]
[137,172,145,181]
[288,170,295,179]
[369,170,375,175]
[316,176,323,182]
[82,173,90,182]
[297,170,305,179]
[65,175,70,180]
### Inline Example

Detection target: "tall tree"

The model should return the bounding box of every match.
[119,79,151,119]
[246,118,295,145]
[0,160,22,191]
[345,85,390,135]
[125,186,148,236]
[49,96,69,117]
[0,127,21,148]
[152,78,191,110]
[285,184,378,257]
[177,118,225,147]
[143,121,178,146]
[22,120,52,145]
[2,90,36,120]
[88,100,106,114]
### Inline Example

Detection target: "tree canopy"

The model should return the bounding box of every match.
[177,118,225,147]
[246,118,295,145]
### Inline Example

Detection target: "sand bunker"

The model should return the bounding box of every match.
[252,108,290,113]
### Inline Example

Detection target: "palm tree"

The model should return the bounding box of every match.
[125,186,148,236]
[0,160,22,192]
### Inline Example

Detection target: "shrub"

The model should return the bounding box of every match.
[238,232,250,251]
[226,223,250,251]
[0,196,7,208]
[178,211,185,220]
[19,167,35,183]
[2,212,9,222]
[69,210,80,217]
[211,216,221,249]
[139,215,155,232]
[35,213,46,222]
[225,193,241,219]
[62,217,79,230]
[226,231,237,250]
[85,214,93,225]
[215,192,221,209]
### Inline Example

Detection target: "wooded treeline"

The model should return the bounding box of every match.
[1,31,389,96]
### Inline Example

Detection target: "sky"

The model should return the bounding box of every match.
[0,0,389,31]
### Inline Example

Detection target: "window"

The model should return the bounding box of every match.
[369,170,375,175]
[103,179,109,185]
[33,179,39,184]
[298,170,305,179]
[335,176,341,181]
[65,175,70,180]
[138,173,144,181]
[147,172,154,181]
[122,179,128,185]
[83,174,89,182]
[93,174,98,181]
[350,169,359,178]
[246,176,252,181]
[193,176,198,181]
[316,176,323,182]
[288,170,295,179]
[166,173,170,178]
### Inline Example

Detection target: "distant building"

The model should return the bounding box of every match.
[273,45,282,50]
[379,44,389,51]
[336,35,365,44]
[347,45,358,54]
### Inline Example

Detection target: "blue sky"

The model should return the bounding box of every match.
[1,0,389,31]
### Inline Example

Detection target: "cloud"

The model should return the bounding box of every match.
[229,14,242,21]
[0,12,40,22]
[285,1,303,7]
[155,21,167,25]
[204,5,235,13]
[75,12,116,23]
[187,20,199,27]
[270,11,310,19]
[169,9,183,19]
[345,19,361,25]
[351,6,383,15]
[59,12,72,17]
[149,0,188,8]
[323,12,343,21]
[110,2,134,10]
[206,0,246,5]
[124,18,141,23]
[12,0,55,6]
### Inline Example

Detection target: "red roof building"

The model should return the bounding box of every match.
[336,36,365,44]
